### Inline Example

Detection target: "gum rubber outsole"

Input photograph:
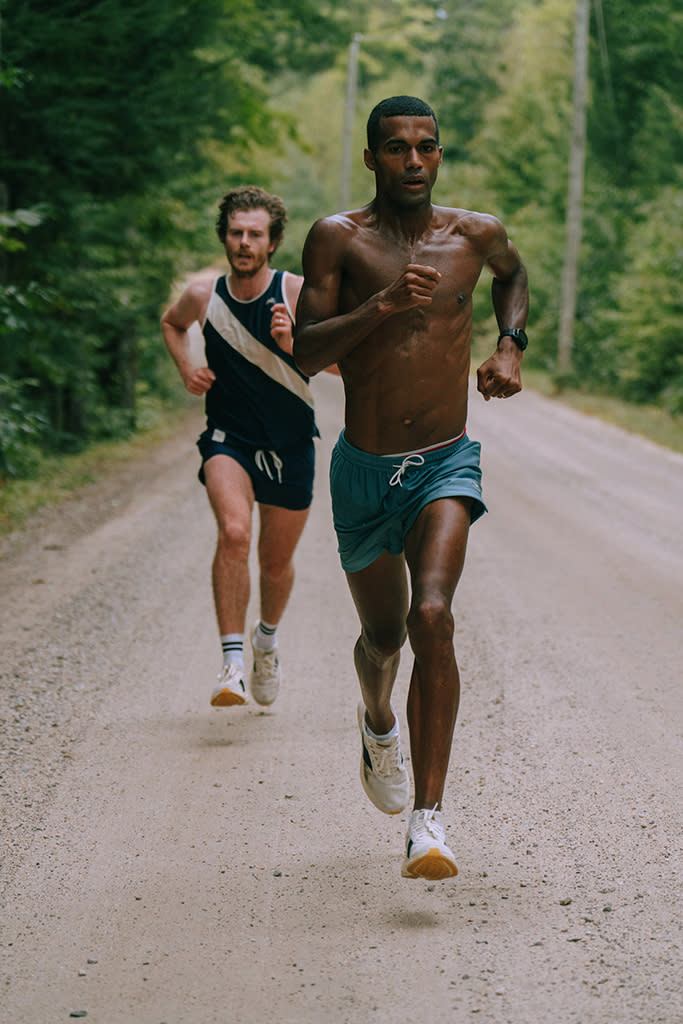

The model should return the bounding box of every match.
[401,848,459,880]
[210,688,246,707]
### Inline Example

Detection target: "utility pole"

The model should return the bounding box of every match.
[558,0,590,376]
[340,33,362,211]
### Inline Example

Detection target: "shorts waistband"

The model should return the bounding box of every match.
[388,428,466,459]
[336,428,469,469]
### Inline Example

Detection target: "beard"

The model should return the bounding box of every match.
[228,251,268,279]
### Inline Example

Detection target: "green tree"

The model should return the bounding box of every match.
[589,0,683,192]
[596,186,683,411]
[577,0,683,399]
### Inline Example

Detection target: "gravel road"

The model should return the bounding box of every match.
[1,374,681,1024]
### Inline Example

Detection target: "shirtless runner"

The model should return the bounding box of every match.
[293,96,529,880]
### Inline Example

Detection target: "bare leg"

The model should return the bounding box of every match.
[256,503,310,626]
[346,551,410,735]
[203,455,254,635]
[404,497,472,810]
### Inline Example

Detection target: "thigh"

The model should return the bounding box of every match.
[346,550,410,641]
[203,454,255,531]
[257,503,310,568]
[404,497,472,603]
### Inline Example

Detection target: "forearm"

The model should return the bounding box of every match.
[491,262,529,333]
[161,319,196,385]
[294,292,394,376]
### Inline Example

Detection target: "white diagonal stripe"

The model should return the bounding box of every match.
[205,293,314,410]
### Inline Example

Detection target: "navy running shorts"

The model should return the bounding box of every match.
[330,430,487,573]
[197,424,315,511]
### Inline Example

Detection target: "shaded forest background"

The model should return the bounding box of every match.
[1,0,681,477]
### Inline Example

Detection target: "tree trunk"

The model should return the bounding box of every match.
[558,0,590,376]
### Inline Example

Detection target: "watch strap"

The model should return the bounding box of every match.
[498,328,528,351]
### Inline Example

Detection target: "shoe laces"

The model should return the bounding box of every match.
[253,646,278,676]
[364,731,403,777]
[218,664,243,685]
[412,805,444,843]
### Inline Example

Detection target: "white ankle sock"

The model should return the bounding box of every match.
[253,620,278,651]
[364,712,398,743]
[221,633,244,671]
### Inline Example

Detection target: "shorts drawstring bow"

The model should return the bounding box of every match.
[389,453,425,487]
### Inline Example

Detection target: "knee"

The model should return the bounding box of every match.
[358,622,406,666]
[406,595,453,648]
[215,519,251,561]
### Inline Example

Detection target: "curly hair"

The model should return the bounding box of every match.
[215,186,288,255]
[366,96,439,154]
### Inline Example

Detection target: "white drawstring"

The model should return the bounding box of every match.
[389,453,425,487]
[255,449,283,484]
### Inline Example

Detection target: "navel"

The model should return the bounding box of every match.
[457,292,466,305]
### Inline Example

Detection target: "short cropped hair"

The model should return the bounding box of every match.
[366,96,440,154]
[216,186,288,254]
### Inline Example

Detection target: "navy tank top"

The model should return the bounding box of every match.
[201,271,318,449]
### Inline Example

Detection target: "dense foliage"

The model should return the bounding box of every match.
[1,0,680,477]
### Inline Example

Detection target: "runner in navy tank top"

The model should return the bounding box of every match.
[162,186,338,709]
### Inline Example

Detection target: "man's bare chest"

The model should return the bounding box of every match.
[343,231,484,305]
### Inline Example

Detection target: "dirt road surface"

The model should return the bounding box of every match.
[1,375,681,1024]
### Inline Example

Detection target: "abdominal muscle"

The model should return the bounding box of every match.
[341,339,471,455]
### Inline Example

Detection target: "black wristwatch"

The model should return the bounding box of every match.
[498,328,528,351]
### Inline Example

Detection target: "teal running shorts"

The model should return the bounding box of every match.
[330,430,487,573]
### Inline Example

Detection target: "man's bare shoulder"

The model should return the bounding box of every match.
[309,208,369,239]
[435,205,506,244]
[164,272,217,327]
[177,272,217,302]
[303,210,371,272]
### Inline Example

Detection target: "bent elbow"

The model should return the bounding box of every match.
[293,349,318,377]
[292,334,318,377]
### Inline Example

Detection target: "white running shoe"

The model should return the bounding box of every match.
[401,806,458,880]
[210,663,247,707]
[357,702,410,815]
[249,626,281,706]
